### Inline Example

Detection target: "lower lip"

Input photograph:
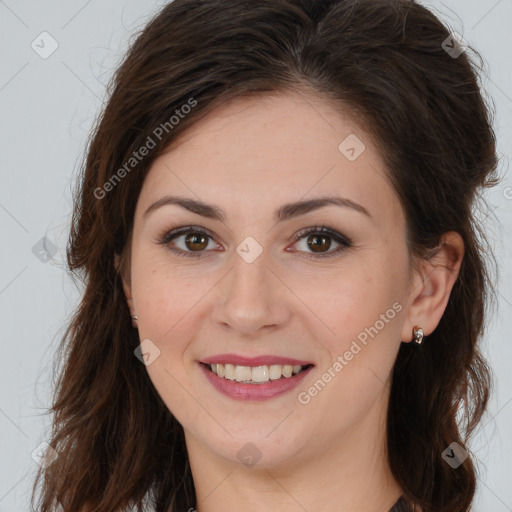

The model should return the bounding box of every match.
[199,362,314,401]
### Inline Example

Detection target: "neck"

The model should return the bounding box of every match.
[183,388,402,512]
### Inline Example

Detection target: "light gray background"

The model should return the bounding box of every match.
[0,1,510,510]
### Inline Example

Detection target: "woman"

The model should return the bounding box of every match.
[30,1,500,511]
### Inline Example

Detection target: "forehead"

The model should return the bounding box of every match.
[138,91,402,229]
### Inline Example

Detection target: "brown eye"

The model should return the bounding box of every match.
[306,234,332,253]
[157,226,217,258]
[292,226,352,259]
[158,225,351,260]
[184,232,209,251]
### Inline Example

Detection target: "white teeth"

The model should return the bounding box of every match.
[224,363,236,380]
[282,365,292,378]
[208,363,307,383]
[251,365,270,383]
[269,364,282,380]
[235,366,252,382]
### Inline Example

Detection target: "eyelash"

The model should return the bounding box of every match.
[156,225,352,260]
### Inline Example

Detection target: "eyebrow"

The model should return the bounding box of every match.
[143,194,371,223]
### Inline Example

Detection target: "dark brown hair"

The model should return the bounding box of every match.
[31,1,501,511]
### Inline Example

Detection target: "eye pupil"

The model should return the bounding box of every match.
[185,233,208,251]
[307,235,331,253]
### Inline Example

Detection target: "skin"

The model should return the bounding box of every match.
[116,90,464,512]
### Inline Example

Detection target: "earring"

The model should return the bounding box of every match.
[412,326,424,345]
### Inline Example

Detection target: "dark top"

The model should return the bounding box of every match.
[388,496,412,512]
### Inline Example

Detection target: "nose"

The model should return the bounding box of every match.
[211,250,291,337]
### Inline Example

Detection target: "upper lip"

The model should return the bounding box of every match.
[201,354,314,367]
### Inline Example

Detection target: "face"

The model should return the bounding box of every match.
[125,91,415,470]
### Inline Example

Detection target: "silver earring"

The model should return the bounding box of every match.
[413,326,424,344]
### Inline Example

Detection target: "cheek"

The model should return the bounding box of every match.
[130,256,213,425]
[296,255,405,383]
[300,270,402,430]
[290,262,390,338]
[131,245,211,337]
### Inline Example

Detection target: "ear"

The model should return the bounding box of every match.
[115,252,138,328]
[114,253,131,299]
[400,231,464,342]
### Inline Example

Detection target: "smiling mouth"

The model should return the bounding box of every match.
[201,362,314,384]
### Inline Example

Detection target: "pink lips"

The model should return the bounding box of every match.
[201,353,313,367]
[198,355,315,401]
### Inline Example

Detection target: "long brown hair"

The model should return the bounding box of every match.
[30,1,500,511]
